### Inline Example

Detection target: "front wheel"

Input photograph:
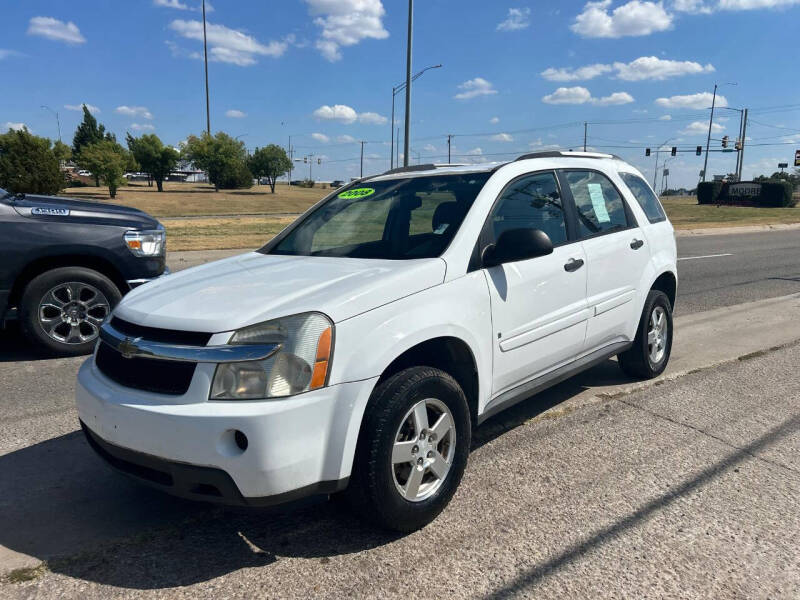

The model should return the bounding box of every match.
[343,366,471,532]
[19,267,122,356]
[618,289,673,379]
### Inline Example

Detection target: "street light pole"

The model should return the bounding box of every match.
[202,0,211,135]
[701,84,717,183]
[390,64,442,170]
[403,0,413,167]
[390,86,396,169]
[40,105,61,142]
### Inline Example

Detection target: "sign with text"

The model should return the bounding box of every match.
[795,149,800,167]
[728,182,762,198]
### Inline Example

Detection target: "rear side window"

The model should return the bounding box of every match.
[619,172,667,223]
[563,170,630,238]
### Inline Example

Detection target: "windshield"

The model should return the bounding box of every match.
[265,172,492,260]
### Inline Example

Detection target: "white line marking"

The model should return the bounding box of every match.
[678,253,734,261]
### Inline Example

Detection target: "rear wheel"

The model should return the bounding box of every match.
[19,267,121,356]
[343,366,471,532]
[619,289,673,379]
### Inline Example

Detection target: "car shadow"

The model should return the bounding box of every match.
[0,324,57,362]
[0,359,633,590]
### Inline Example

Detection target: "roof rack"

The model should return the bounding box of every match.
[514,150,615,162]
[381,164,438,175]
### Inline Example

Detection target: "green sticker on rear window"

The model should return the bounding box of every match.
[338,187,375,199]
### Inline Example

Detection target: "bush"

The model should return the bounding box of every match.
[217,161,253,189]
[298,179,315,188]
[757,180,795,207]
[0,128,64,195]
[697,181,723,205]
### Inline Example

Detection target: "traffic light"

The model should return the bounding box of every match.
[317,158,321,164]
[671,147,677,156]
[645,148,651,157]
[721,136,729,148]
[303,156,308,163]
[734,139,742,150]
[696,146,702,156]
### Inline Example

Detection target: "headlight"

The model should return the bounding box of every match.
[210,312,333,400]
[124,228,166,257]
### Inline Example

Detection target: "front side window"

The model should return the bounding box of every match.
[563,170,630,238]
[266,173,491,260]
[489,171,568,246]
[619,172,667,223]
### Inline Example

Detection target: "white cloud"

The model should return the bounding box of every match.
[116,105,154,120]
[225,109,246,118]
[27,17,86,44]
[304,0,389,62]
[0,49,21,60]
[491,133,514,142]
[655,91,727,109]
[4,122,26,132]
[497,7,532,31]
[659,114,672,120]
[718,0,800,10]
[423,143,437,152]
[541,87,635,105]
[359,112,388,125]
[313,104,358,124]
[337,134,357,143]
[311,132,330,143]
[489,116,500,124]
[454,78,498,100]
[541,63,613,82]
[672,0,714,12]
[130,123,156,131]
[65,103,100,114]
[614,56,714,80]
[682,121,723,134]
[154,0,190,9]
[571,1,672,38]
[312,105,386,125]
[169,19,287,66]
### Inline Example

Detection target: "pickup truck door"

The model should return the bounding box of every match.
[482,171,589,399]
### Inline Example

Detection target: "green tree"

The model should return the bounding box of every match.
[126,133,179,192]
[77,140,132,199]
[248,144,292,193]
[71,104,115,185]
[182,132,252,190]
[0,127,64,195]
[52,140,72,164]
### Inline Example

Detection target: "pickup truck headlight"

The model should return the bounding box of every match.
[124,228,166,257]
[210,312,333,400]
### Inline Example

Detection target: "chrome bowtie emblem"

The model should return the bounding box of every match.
[118,337,141,359]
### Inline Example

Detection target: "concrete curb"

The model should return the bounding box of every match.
[675,222,800,237]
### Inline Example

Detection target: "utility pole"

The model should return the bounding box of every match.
[201,0,211,135]
[287,135,293,185]
[447,134,452,163]
[701,84,718,183]
[40,105,61,142]
[390,87,396,170]
[396,127,400,167]
[402,0,413,167]
[360,141,365,178]
[583,122,587,152]
[739,108,748,181]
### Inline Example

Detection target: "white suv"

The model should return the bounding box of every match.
[76,151,677,531]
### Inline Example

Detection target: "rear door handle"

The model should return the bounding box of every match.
[564,258,584,272]
[630,238,644,250]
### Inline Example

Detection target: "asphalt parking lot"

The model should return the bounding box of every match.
[1,228,799,598]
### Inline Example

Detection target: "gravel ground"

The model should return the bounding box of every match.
[1,342,798,599]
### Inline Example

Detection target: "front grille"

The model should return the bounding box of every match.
[95,318,212,396]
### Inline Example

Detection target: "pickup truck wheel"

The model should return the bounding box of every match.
[344,366,471,532]
[618,289,673,379]
[20,267,121,356]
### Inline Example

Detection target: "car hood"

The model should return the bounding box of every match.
[114,252,447,332]
[9,194,159,229]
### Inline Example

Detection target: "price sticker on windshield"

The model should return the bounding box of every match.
[338,188,375,200]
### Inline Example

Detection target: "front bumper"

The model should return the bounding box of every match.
[76,358,377,502]
[127,266,170,289]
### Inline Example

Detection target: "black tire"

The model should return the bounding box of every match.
[19,267,122,356]
[618,289,673,379]
[343,366,471,532]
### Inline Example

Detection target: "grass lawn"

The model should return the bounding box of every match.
[61,181,327,217]
[61,182,800,251]
[660,195,800,229]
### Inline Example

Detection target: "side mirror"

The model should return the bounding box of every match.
[482,228,554,268]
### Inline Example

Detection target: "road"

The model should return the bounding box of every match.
[0,228,799,598]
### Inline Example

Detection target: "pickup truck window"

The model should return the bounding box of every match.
[269,173,491,260]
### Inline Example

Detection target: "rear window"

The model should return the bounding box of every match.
[619,172,667,224]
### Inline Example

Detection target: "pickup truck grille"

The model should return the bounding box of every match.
[95,318,212,396]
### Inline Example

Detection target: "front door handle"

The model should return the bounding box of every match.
[564,258,584,272]
[630,238,644,250]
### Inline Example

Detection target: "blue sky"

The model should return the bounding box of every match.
[2,0,799,188]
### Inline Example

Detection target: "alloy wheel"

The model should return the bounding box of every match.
[647,305,668,365]
[38,282,110,345]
